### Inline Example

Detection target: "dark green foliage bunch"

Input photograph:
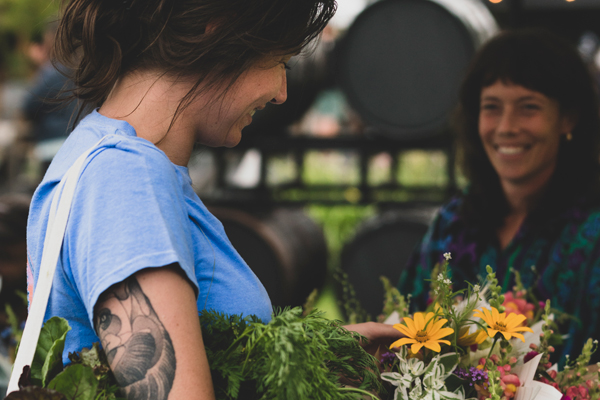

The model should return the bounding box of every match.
[201,307,384,400]
[6,317,122,400]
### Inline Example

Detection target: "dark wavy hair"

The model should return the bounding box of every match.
[455,28,600,231]
[54,0,337,122]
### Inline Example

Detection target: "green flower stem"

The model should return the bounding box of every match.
[339,386,380,399]
[487,335,500,360]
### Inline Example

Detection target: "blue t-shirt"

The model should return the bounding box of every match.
[27,110,272,363]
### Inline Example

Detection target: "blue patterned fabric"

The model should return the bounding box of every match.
[399,196,600,363]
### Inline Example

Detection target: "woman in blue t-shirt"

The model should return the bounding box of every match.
[25,1,401,399]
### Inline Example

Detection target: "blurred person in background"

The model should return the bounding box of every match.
[21,18,78,178]
[399,28,600,363]
[0,194,29,352]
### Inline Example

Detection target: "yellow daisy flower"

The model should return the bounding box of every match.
[390,312,454,354]
[457,326,488,347]
[473,307,533,342]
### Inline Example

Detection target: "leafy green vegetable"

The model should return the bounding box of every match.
[47,364,98,400]
[4,386,67,400]
[68,343,121,400]
[31,317,70,387]
[201,307,384,399]
[18,308,383,400]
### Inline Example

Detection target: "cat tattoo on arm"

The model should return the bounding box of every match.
[95,277,176,400]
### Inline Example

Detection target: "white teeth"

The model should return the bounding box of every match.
[497,146,525,155]
[250,110,256,116]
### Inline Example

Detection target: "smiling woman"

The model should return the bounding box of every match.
[399,28,600,365]
[23,1,340,399]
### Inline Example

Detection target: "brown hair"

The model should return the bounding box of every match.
[54,0,337,121]
[455,28,600,231]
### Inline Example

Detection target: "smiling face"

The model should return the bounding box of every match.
[478,81,575,190]
[190,55,291,148]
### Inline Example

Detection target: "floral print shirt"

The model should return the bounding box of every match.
[399,196,600,363]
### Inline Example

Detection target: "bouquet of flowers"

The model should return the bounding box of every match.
[376,253,600,400]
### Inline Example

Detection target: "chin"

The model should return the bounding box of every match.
[223,130,243,148]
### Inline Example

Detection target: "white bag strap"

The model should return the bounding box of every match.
[7,136,109,394]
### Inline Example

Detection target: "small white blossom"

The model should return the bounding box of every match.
[473,284,481,293]
[444,279,452,285]
[437,273,444,282]
[443,252,452,261]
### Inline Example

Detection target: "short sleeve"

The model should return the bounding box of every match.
[64,140,198,327]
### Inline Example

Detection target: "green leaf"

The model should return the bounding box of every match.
[438,353,459,374]
[30,317,71,387]
[47,364,99,400]
[4,386,67,400]
[444,374,467,393]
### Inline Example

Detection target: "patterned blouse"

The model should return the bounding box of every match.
[399,196,600,363]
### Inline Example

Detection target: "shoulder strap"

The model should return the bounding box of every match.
[7,136,109,394]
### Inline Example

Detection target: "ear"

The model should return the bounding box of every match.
[560,111,578,135]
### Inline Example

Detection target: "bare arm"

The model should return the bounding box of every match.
[94,265,215,400]
[344,322,404,356]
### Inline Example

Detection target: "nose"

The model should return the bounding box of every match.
[496,107,518,135]
[269,70,288,105]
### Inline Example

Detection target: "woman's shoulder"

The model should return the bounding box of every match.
[561,200,600,238]
[48,111,178,183]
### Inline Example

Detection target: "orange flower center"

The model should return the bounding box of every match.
[415,330,429,343]
[493,321,507,332]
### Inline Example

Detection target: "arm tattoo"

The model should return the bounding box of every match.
[95,277,176,400]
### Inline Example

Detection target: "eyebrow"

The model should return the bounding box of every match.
[480,95,544,102]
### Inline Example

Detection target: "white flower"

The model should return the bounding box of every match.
[437,273,444,282]
[443,252,452,261]
[473,284,480,293]
[381,372,410,400]
[399,357,426,377]
[444,279,452,285]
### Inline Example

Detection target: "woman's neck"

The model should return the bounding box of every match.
[496,177,550,249]
[98,72,197,166]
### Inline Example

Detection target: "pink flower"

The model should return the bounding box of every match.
[565,385,589,400]
[497,365,521,399]
[503,292,535,320]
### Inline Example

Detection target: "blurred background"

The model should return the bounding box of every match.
[2,0,600,338]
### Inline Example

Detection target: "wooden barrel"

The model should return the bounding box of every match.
[340,208,435,318]
[208,207,328,308]
[336,0,498,140]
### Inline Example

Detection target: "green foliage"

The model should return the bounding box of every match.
[306,204,375,271]
[485,266,505,312]
[6,303,23,345]
[0,0,61,78]
[379,276,410,321]
[31,316,70,387]
[5,386,67,400]
[47,364,98,400]
[201,307,383,399]
[68,343,122,400]
[334,266,370,324]
[13,318,122,400]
